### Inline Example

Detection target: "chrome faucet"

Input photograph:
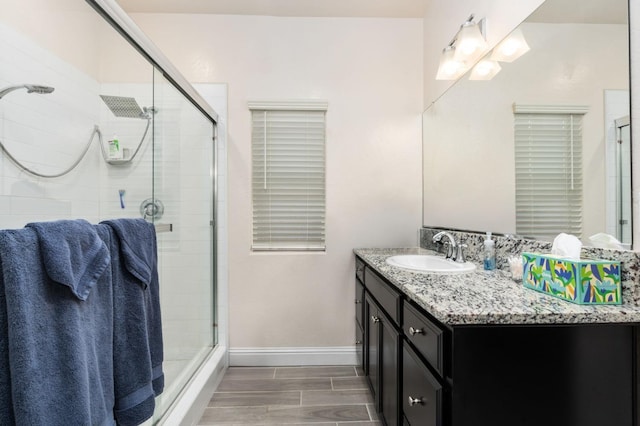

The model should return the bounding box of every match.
[432,231,457,260]
[432,231,467,263]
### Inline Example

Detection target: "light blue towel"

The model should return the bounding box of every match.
[100,219,164,426]
[0,220,116,425]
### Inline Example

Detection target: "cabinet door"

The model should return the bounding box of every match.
[355,279,364,330]
[365,293,379,405]
[402,342,442,426]
[380,311,400,426]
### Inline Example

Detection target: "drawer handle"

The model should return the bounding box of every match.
[408,396,425,406]
[409,326,425,336]
[355,340,362,345]
[371,316,380,323]
[355,299,361,304]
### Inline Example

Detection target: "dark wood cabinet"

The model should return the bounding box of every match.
[364,273,400,426]
[449,325,635,426]
[355,254,640,426]
[380,314,400,426]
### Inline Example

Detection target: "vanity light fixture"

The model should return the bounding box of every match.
[490,28,530,63]
[435,14,488,80]
[469,59,501,80]
[435,44,467,80]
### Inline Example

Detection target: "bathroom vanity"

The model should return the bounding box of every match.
[355,248,640,426]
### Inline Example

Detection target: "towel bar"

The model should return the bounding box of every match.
[154,223,173,233]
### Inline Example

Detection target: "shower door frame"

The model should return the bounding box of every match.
[615,115,632,247]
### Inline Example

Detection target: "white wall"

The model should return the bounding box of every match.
[0,0,102,79]
[127,14,424,351]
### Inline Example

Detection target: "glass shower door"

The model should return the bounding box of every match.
[151,69,217,420]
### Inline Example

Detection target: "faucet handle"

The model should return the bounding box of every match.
[455,243,468,263]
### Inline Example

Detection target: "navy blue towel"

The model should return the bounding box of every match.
[99,219,164,426]
[0,221,116,425]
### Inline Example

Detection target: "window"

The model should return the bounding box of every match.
[249,100,327,251]
[514,105,587,240]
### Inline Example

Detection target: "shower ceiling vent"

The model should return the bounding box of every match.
[100,95,145,118]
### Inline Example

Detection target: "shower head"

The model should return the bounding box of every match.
[0,84,55,100]
[100,94,156,119]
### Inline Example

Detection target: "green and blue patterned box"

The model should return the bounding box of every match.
[522,252,621,305]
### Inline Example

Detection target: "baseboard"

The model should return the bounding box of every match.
[229,346,359,366]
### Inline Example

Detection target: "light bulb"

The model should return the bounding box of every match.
[469,59,501,81]
[453,20,488,64]
[500,40,520,58]
[491,28,530,63]
[436,46,468,80]
[459,39,480,56]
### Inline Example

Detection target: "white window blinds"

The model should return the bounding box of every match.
[249,101,327,251]
[514,105,587,240]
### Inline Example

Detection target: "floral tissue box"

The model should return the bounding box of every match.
[522,252,621,305]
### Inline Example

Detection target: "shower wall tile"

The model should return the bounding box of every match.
[0,22,101,228]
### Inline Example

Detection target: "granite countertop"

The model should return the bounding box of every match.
[354,247,640,326]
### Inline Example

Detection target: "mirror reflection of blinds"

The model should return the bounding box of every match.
[514,106,587,240]
[250,103,327,251]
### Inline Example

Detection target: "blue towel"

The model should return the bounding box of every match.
[26,219,110,300]
[0,235,15,426]
[100,219,164,426]
[0,221,116,425]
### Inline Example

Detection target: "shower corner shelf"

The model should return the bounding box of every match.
[106,158,132,165]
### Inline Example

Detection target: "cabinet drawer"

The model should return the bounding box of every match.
[403,302,444,376]
[355,279,364,328]
[356,257,365,283]
[364,268,401,326]
[402,342,443,426]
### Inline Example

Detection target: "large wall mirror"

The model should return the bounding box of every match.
[422,0,631,248]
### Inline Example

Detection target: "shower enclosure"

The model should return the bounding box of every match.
[0,0,221,422]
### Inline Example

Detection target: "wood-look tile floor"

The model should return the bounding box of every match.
[197,366,382,425]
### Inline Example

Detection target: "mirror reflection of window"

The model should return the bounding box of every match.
[514,107,586,240]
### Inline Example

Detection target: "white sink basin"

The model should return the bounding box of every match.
[385,254,476,274]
